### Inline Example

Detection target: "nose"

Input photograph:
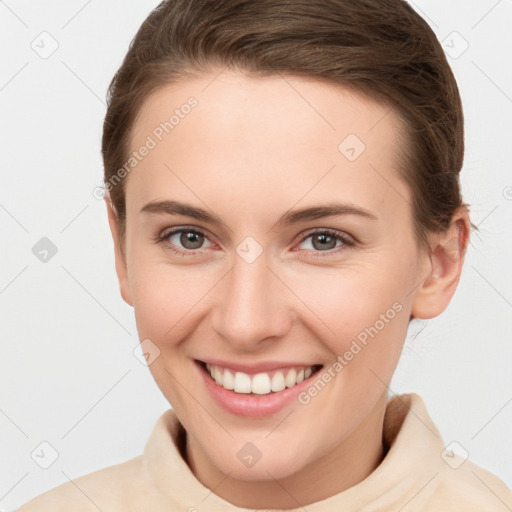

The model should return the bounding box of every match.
[211,246,292,352]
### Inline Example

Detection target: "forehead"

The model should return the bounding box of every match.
[127,70,411,229]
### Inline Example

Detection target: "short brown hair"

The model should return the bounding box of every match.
[102,0,476,255]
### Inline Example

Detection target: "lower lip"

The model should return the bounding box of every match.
[196,361,320,418]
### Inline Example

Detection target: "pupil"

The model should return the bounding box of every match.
[313,234,335,251]
[182,231,202,249]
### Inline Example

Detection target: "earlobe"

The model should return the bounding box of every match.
[105,197,133,307]
[410,207,470,320]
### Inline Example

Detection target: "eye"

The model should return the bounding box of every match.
[154,226,356,258]
[295,229,355,258]
[154,226,214,256]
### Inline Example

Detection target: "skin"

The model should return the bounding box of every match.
[105,70,470,508]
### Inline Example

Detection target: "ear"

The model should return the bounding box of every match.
[105,197,133,307]
[411,205,470,320]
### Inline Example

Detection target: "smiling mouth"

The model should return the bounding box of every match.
[197,360,323,396]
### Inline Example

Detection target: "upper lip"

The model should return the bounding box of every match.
[196,358,322,375]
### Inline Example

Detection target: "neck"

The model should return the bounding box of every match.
[184,392,388,509]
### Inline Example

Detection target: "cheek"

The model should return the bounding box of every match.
[294,266,410,398]
[129,259,216,344]
[296,266,407,342]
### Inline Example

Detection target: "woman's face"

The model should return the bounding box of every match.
[108,71,440,486]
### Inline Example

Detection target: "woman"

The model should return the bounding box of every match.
[16,0,512,510]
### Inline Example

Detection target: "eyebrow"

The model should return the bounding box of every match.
[140,199,378,228]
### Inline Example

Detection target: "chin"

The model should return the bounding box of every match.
[222,454,306,482]
[204,436,312,482]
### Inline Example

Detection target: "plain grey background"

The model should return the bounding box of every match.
[1,0,511,509]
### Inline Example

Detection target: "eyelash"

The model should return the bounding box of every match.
[154,226,356,259]
[296,229,356,258]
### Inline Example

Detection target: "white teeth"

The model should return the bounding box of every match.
[251,373,271,394]
[213,366,223,385]
[271,371,286,392]
[233,371,252,393]
[205,363,317,395]
[285,368,297,388]
[223,369,234,390]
